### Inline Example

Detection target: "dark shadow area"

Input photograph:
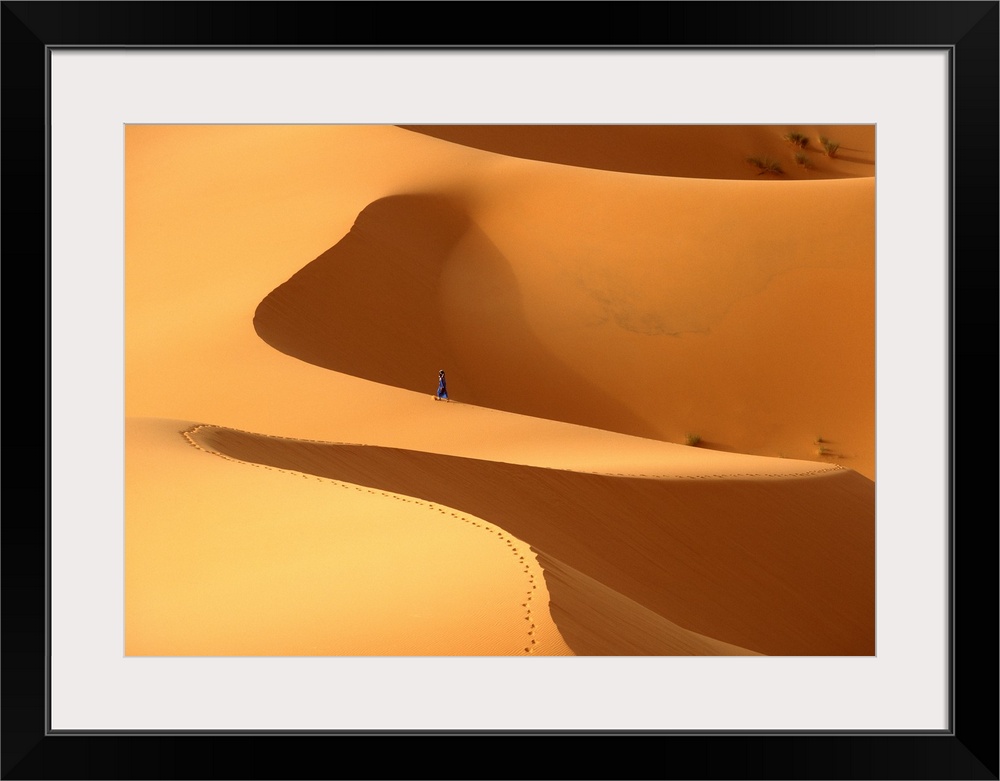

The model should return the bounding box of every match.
[684,439,744,454]
[533,549,761,656]
[435,217,660,437]
[253,194,467,392]
[398,125,874,180]
[834,154,876,166]
[253,194,660,438]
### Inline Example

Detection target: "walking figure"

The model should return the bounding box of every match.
[435,369,449,401]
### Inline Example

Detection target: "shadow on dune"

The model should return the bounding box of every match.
[533,551,760,656]
[254,194,660,439]
[436,212,661,437]
[191,426,875,657]
[683,439,743,455]
[253,194,466,390]
[832,154,875,166]
[397,125,873,180]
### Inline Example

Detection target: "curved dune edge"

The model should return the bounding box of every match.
[252,192,663,440]
[188,424,875,657]
[397,124,875,180]
[127,417,573,657]
[253,184,875,478]
[534,551,761,656]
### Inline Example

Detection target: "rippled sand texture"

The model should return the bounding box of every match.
[125,124,875,656]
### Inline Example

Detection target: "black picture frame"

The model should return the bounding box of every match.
[4,2,997,779]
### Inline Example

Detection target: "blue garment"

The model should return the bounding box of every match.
[436,373,448,400]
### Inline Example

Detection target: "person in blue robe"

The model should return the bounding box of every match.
[435,369,449,401]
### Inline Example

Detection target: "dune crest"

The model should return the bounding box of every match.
[398,124,875,180]
[126,417,574,656]
[189,424,875,656]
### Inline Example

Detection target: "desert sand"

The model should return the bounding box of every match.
[125,124,875,657]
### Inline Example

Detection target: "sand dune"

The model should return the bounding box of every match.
[534,552,762,656]
[188,425,873,656]
[398,124,875,180]
[255,171,875,478]
[124,123,875,657]
[253,192,663,440]
[125,417,574,656]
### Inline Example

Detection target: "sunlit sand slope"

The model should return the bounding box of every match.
[191,425,875,656]
[125,417,573,656]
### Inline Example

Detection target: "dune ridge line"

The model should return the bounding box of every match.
[183,423,875,657]
[181,423,548,655]
[182,423,849,482]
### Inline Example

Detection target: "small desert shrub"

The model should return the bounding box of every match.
[815,445,832,456]
[745,156,784,176]
[783,132,809,148]
[794,152,812,168]
[819,136,840,157]
[685,433,702,446]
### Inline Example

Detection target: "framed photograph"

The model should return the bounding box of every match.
[7,1,997,778]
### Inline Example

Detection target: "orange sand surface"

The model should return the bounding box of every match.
[125,124,875,656]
